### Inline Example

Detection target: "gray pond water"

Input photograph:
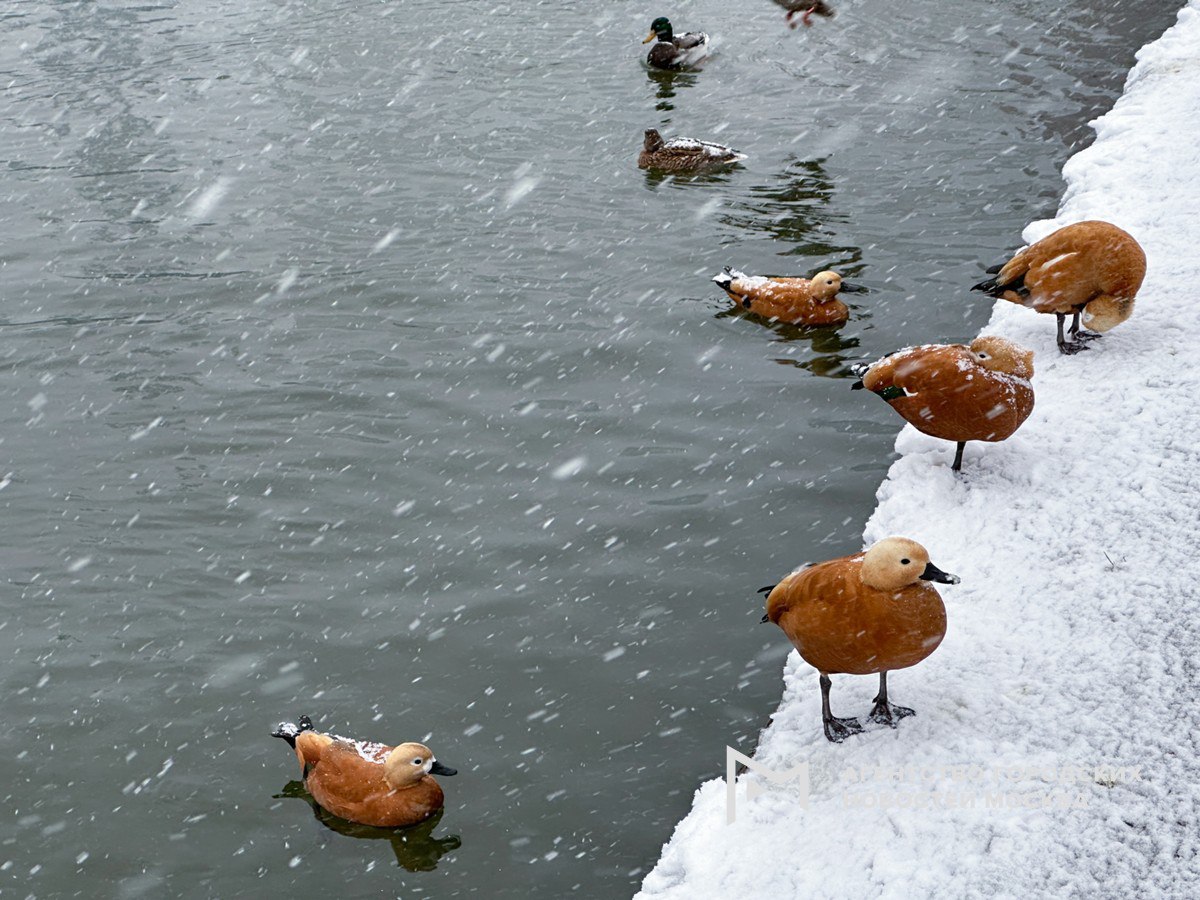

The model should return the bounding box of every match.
[0,0,1181,897]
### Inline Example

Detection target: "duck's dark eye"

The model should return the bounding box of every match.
[900,558,910,565]
[412,758,423,765]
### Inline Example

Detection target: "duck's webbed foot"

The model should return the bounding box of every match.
[868,700,916,727]
[823,715,865,743]
[1056,313,1090,354]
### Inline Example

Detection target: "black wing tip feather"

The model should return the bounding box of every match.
[271,714,314,748]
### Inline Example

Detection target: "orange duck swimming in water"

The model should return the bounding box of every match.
[761,537,959,743]
[272,715,456,827]
[712,267,867,325]
[852,335,1035,472]
[971,220,1146,355]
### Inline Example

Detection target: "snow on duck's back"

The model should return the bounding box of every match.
[711,266,866,325]
[638,129,746,172]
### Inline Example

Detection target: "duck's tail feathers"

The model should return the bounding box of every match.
[972,271,1024,298]
[271,714,314,748]
[712,266,746,290]
[848,360,874,385]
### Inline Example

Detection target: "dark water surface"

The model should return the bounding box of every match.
[0,0,1180,896]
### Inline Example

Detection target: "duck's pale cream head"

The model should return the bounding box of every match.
[383,742,458,790]
[1081,295,1135,332]
[809,270,845,301]
[969,335,1035,379]
[860,537,959,592]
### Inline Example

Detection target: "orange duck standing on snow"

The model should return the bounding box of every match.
[853,335,1035,472]
[761,537,959,743]
[272,715,456,827]
[971,220,1146,354]
[712,266,867,325]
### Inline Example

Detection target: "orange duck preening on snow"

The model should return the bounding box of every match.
[761,537,959,743]
[852,335,1035,472]
[712,267,867,325]
[971,220,1146,354]
[272,715,456,827]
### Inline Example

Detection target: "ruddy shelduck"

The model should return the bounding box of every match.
[852,335,1035,471]
[972,220,1146,354]
[272,715,456,827]
[760,537,959,742]
[712,267,867,325]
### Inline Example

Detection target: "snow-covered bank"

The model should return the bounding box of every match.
[638,5,1200,897]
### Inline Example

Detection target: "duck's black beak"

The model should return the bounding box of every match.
[919,561,960,584]
[430,761,457,777]
[839,281,869,294]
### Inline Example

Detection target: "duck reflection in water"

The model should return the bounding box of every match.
[720,157,847,249]
[274,781,462,872]
[645,66,699,113]
[714,304,864,378]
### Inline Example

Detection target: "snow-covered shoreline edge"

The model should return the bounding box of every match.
[638,4,1200,897]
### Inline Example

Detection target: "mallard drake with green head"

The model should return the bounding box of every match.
[638,129,746,173]
[642,17,710,70]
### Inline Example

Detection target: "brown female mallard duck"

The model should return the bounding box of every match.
[642,17,710,70]
[638,129,746,172]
